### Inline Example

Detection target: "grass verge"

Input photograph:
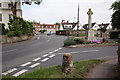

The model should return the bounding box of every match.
[3,59,104,79]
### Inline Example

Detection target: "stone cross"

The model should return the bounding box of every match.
[87,8,93,30]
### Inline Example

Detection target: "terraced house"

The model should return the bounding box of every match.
[0,1,22,28]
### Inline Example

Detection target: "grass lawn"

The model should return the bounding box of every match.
[3,59,104,79]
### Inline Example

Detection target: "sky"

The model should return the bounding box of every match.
[22,0,117,25]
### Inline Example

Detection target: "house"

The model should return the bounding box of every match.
[98,23,112,30]
[83,22,100,30]
[0,1,22,28]
[60,20,78,30]
[33,22,58,33]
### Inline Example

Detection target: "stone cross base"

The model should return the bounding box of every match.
[87,29,96,41]
[62,53,73,74]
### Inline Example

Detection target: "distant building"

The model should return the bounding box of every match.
[33,22,58,33]
[98,23,112,30]
[0,2,22,28]
[83,22,100,30]
[59,20,78,30]
[83,23,112,30]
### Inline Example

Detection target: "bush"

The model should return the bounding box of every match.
[6,31,15,37]
[109,31,119,39]
[84,41,93,44]
[64,38,76,46]
[74,38,85,44]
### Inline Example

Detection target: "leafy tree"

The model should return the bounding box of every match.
[110,1,120,30]
[9,0,42,18]
[7,16,34,37]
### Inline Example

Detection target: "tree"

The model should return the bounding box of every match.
[110,1,120,30]
[9,0,42,18]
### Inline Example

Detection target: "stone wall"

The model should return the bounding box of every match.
[2,35,32,44]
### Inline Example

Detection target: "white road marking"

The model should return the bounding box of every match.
[58,48,62,50]
[33,57,41,61]
[47,38,51,42]
[37,37,40,40]
[2,68,17,75]
[58,50,99,54]
[41,58,49,62]
[20,62,31,67]
[42,54,49,57]
[29,63,40,68]
[13,69,28,77]
[54,49,59,52]
[2,49,17,53]
[49,52,54,54]
[49,54,55,58]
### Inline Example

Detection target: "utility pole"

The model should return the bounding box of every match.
[77,5,79,36]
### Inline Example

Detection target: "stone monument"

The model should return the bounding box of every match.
[62,53,73,74]
[87,8,96,40]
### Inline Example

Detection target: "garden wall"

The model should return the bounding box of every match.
[2,35,32,44]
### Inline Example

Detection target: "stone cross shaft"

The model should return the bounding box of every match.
[87,8,93,30]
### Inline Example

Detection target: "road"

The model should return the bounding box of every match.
[2,34,67,72]
[2,34,118,77]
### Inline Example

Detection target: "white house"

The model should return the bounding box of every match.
[83,22,100,30]
[0,1,22,28]
[60,20,78,30]
[98,23,112,30]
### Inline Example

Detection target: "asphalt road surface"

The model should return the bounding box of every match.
[2,34,67,72]
[2,35,118,77]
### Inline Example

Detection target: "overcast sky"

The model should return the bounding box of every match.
[22,0,116,25]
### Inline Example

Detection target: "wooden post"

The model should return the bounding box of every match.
[62,53,73,74]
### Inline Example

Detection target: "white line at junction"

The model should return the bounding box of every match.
[2,68,17,75]
[33,57,41,61]
[41,58,49,62]
[20,62,31,67]
[13,69,28,77]
[29,63,40,68]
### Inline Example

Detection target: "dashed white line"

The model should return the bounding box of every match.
[42,54,49,57]
[37,37,40,40]
[33,57,41,61]
[41,58,49,62]
[49,52,54,54]
[13,69,28,77]
[3,49,17,53]
[2,68,17,75]
[54,49,59,52]
[49,54,55,58]
[58,48,62,50]
[20,62,31,67]
[29,63,40,68]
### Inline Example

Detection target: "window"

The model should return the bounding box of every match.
[0,3,1,7]
[8,3,11,8]
[9,14,13,20]
[0,14,2,22]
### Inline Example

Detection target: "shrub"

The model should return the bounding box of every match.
[115,40,120,43]
[109,31,119,39]
[6,31,15,37]
[84,41,93,44]
[64,38,76,46]
[74,38,85,44]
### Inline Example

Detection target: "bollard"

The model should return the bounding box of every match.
[62,53,73,74]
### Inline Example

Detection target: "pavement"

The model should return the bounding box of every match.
[86,56,118,78]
